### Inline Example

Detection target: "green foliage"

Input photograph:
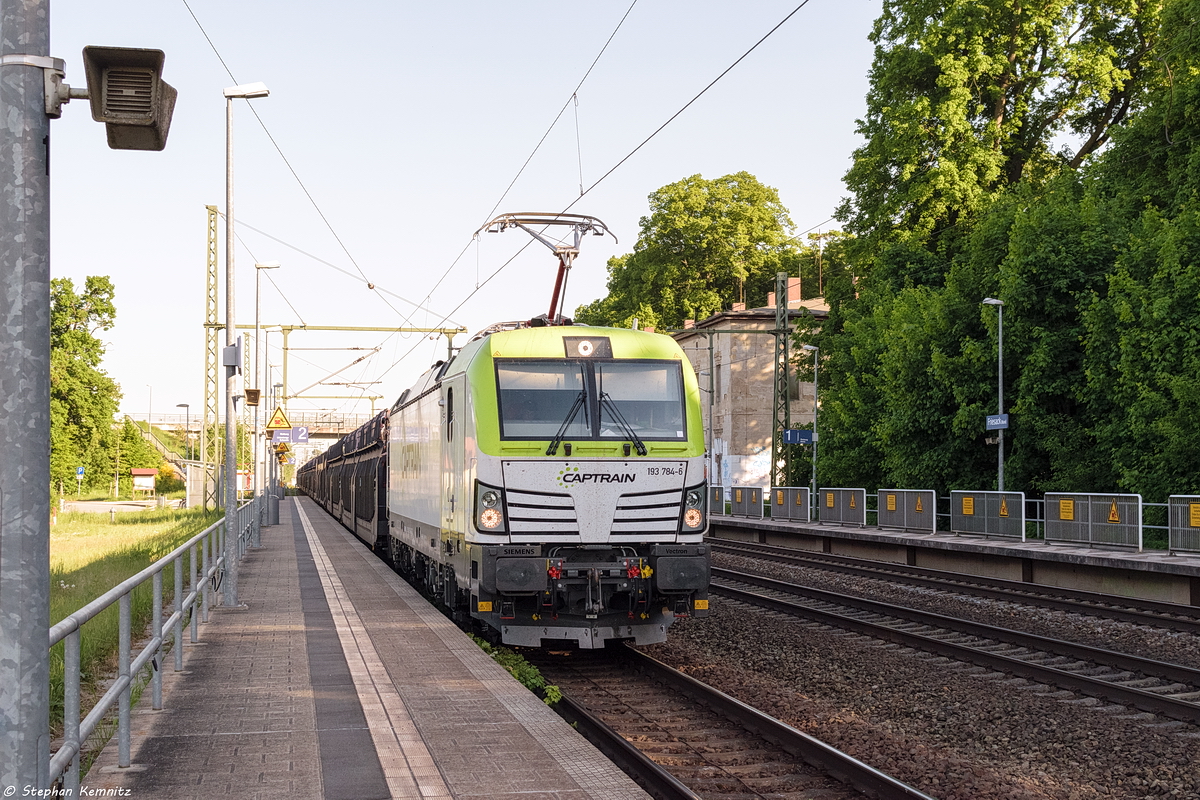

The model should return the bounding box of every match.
[841,0,1161,271]
[50,277,122,493]
[575,172,797,328]
[470,635,561,705]
[809,0,1200,508]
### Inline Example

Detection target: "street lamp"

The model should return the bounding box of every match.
[254,261,280,523]
[983,297,1005,491]
[146,384,153,442]
[176,403,190,460]
[223,80,269,608]
[801,344,819,511]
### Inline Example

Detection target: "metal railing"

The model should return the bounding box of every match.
[47,498,259,793]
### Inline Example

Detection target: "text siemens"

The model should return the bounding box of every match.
[562,473,636,484]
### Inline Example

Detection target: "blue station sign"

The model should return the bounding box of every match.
[986,414,1009,431]
[783,429,814,445]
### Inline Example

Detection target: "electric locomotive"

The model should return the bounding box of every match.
[386,321,710,648]
[299,211,710,649]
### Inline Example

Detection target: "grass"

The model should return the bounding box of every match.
[470,635,561,706]
[49,507,221,738]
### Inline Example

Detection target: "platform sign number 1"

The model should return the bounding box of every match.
[76,466,84,496]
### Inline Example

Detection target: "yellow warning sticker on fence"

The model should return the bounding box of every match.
[962,496,975,515]
[999,498,1009,517]
[826,492,834,508]
[1060,498,1075,521]
[915,496,923,513]
[776,490,784,505]
[849,494,857,509]
[886,494,896,512]
[1190,504,1200,528]
[735,489,742,503]
[1108,499,1121,524]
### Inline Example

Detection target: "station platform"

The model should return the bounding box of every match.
[711,515,1200,606]
[84,497,649,800]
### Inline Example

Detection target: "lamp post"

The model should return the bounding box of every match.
[801,344,819,511]
[176,403,190,460]
[983,297,1005,491]
[254,261,279,530]
[273,382,283,499]
[146,384,152,442]
[223,81,269,607]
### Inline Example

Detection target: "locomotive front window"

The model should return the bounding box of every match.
[496,359,686,441]
[596,362,685,439]
[497,362,590,439]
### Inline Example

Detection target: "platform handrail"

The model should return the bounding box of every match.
[47,498,259,794]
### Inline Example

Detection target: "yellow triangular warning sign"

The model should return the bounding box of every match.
[265,406,292,430]
[915,496,924,513]
[1108,499,1120,524]
[999,498,1008,517]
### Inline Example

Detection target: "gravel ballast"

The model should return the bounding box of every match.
[642,553,1200,800]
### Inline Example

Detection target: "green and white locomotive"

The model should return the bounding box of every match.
[386,322,710,648]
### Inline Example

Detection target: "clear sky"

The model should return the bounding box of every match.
[48,0,882,425]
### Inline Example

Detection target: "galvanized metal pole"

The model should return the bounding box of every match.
[0,0,53,788]
[997,303,1005,492]
[254,271,261,536]
[223,94,239,606]
[811,347,818,505]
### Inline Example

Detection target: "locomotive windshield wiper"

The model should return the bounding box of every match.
[599,392,647,456]
[546,391,587,456]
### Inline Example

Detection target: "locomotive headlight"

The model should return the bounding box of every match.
[681,483,707,530]
[475,480,508,533]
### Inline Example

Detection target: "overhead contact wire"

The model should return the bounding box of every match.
[385,0,815,381]
[183,0,420,326]
[419,0,639,305]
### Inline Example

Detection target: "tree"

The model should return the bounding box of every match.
[49,277,122,492]
[575,172,797,328]
[839,0,1161,275]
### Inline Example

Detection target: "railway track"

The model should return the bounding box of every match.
[712,567,1200,727]
[530,647,934,800]
[709,536,1200,634]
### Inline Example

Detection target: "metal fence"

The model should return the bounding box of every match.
[47,499,259,793]
[817,488,867,527]
[730,486,765,518]
[710,485,726,516]
[950,491,1026,540]
[1169,496,1200,554]
[1045,493,1142,550]
[877,489,937,533]
[770,487,811,522]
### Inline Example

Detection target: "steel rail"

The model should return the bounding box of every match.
[553,693,701,800]
[618,647,937,800]
[712,568,1200,725]
[709,536,1200,632]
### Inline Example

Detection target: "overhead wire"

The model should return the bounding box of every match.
[228,216,462,326]
[182,0,443,329]
[417,0,640,306]
[378,0,820,381]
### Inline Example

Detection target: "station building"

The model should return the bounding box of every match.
[671,279,828,490]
